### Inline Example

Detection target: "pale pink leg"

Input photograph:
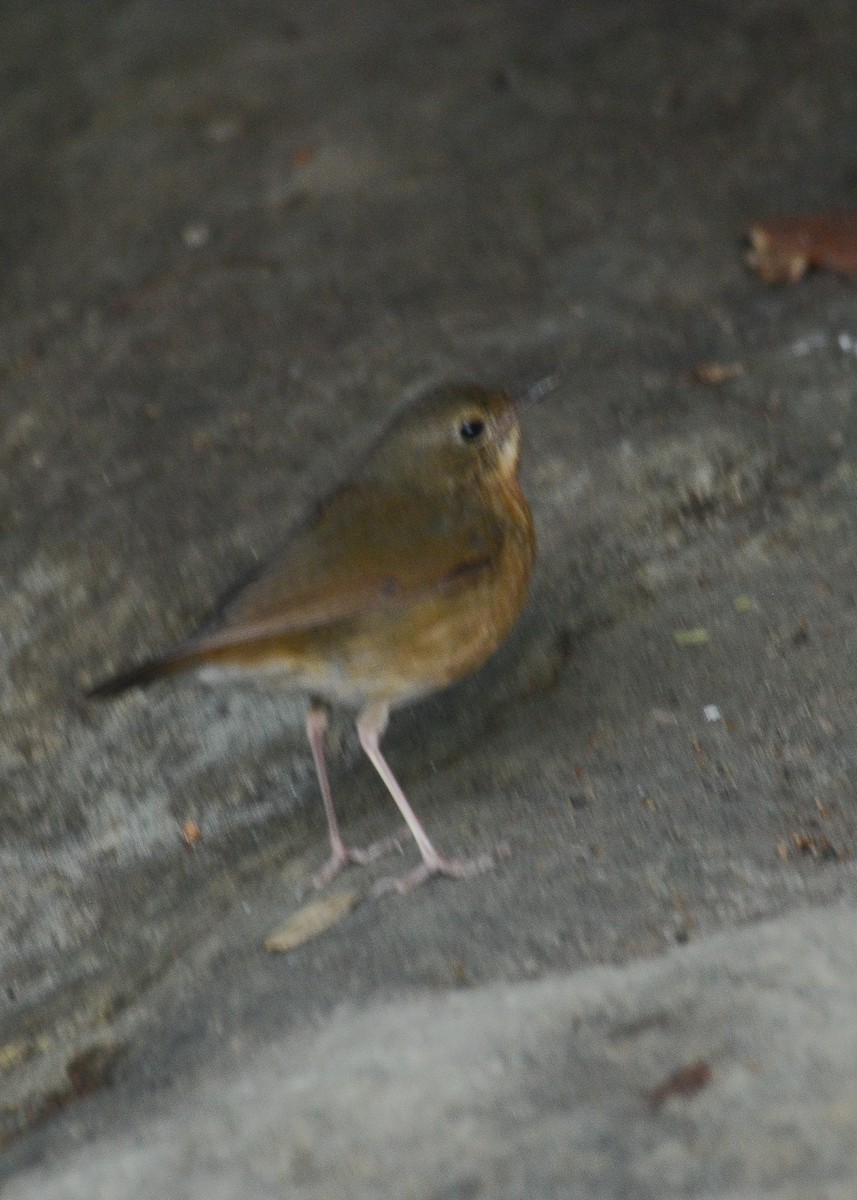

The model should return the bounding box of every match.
[305,703,408,890]
[356,701,507,895]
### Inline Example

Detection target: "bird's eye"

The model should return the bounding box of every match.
[459,417,485,442]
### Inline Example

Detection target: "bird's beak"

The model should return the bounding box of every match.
[496,375,559,471]
[516,374,561,408]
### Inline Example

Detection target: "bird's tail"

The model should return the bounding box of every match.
[85,650,195,699]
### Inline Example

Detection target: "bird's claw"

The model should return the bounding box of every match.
[371,842,511,897]
[304,825,411,893]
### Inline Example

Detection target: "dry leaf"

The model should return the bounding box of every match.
[0,1039,34,1072]
[66,1043,123,1097]
[690,362,744,385]
[673,627,710,646]
[265,888,361,953]
[790,830,840,861]
[181,819,202,848]
[746,212,857,284]
[648,1059,713,1109]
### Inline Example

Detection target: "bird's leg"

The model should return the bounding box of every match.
[306,703,349,886]
[356,701,504,895]
[305,702,408,890]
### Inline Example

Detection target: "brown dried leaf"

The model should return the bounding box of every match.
[0,1039,34,1073]
[690,361,744,385]
[790,830,840,861]
[66,1043,123,1097]
[746,212,857,284]
[648,1059,713,1109]
[181,819,202,848]
[265,888,361,953]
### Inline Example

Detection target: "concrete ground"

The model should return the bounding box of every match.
[2,0,857,1194]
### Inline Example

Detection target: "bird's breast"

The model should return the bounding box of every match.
[337,477,536,705]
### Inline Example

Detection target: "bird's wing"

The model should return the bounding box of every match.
[185,483,503,654]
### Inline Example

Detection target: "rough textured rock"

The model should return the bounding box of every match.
[7,910,857,1198]
[3,0,857,1192]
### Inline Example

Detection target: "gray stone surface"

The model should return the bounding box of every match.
[3,0,857,1193]
[6,910,857,1199]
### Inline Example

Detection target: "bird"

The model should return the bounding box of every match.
[88,378,551,893]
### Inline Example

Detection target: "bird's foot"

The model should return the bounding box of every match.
[307,826,410,892]
[371,841,511,896]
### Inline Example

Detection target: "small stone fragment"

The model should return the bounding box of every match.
[182,222,210,249]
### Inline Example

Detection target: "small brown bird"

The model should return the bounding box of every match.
[89,379,550,892]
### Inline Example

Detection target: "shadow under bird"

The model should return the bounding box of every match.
[88,378,555,892]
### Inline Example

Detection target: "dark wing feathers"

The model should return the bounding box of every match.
[88,484,502,695]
